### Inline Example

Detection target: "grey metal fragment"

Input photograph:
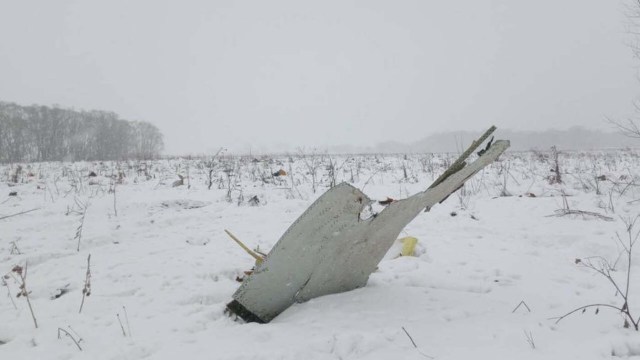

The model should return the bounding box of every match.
[231,140,510,323]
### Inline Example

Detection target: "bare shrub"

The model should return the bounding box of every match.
[553,216,640,330]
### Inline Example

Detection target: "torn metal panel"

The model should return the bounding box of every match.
[229,139,510,323]
[229,183,368,323]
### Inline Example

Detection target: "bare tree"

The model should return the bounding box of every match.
[609,2,640,139]
[607,116,640,139]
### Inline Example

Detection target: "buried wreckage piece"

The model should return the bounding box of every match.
[227,127,510,323]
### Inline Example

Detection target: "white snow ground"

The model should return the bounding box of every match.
[1,151,640,359]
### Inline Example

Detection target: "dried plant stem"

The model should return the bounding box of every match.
[123,306,132,337]
[0,208,40,221]
[9,241,21,255]
[17,262,38,329]
[547,194,613,221]
[75,201,89,252]
[117,313,127,337]
[512,300,531,313]
[2,278,17,310]
[524,330,536,349]
[58,328,82,351]
[401,326,418,348]
[79,254,91,314]
[401,326,434,359]
[112,180,118,217]
[552,303,622,324]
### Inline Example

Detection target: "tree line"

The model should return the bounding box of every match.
[0,101,164,163]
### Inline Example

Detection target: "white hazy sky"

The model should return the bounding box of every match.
[1,0,638,154]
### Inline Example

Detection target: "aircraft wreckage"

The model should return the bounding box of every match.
[226,126,510,323]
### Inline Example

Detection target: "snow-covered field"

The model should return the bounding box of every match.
[2,149,640,359]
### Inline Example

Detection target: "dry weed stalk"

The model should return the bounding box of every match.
[74,199,90,252]
[547,193,614,221]
[0,208,40,221]
[116,313,127,337]
[553,216,640,330]
[79,254,92,314]
[123,305,132,337]
[12,263,38,328]
[57,327,82,351]
[1,276,17,310]
[9,241,21,255]
[523,330,536,350]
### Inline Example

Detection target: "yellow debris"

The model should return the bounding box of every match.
[399,236,418,257]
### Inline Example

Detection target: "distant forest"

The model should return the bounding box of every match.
[0,101,164,162]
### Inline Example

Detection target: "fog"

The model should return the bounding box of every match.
[0,0,638,154]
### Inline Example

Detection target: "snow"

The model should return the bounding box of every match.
[1,151,640,359]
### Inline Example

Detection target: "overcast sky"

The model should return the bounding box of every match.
[1,0,638,154]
